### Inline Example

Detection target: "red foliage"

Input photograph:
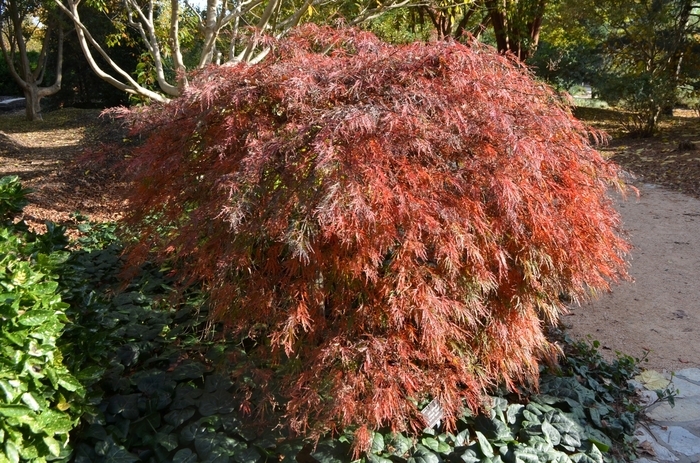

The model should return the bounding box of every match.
[117,25,629,452]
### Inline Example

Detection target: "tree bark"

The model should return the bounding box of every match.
[485,0,547,60]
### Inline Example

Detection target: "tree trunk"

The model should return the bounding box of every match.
[0,3,65,121]
[23,87,42,121]
[486,0,547,61]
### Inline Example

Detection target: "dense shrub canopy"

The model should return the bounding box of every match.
[118,25,629,452]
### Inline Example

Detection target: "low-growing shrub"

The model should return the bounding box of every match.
[0,176,85,462]
[115,25,630,451]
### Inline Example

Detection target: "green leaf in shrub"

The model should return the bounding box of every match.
[569,453,600,463]
[198,389,236,416]
[585,426,612,453]
[18,442,39,461]
[588,407,602,428]
[31,281,59,296]
[0,380,16,402]
[384,432,412,456]
[513,447,540,463]
[310,439,351,463]
[421,437,450,454]
[541,421,561,446]
[17,310,55,326]
[42,435,62,457]
[172,383,204,409]
[232,446,262,463]
[475,431,494,458]
[181,423,209,442]
[367,454,393,463]
[506,404,524,425]
[57,373,83,393]
[37,409,75,435]
[20,392,41,411]
[0,404,31,417]
[101,442,140,463]
[458,448,480,463]
[550,412,579,435]
[407,446,440,463]
[275,440,304,461]
[371,432,385,454]
[76,365,106,383]
[135,370,175,394]
[156,432,179,451]
[107,394,140,420]
[171,361,208,380]
[165,407,196,427]
[4,440,20,463]
[173,448,198,463]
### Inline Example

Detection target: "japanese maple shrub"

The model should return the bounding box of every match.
[117,25,629,452]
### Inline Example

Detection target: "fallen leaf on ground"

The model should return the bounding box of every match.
[635,370,670,390]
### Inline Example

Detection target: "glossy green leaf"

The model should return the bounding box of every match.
[310,439,352,463]
[371,432,385,454]
[164,407,196,427]
[37,409,75,435]
[102,442,140,463]
[17,310,55,327]
[173,448,198,463]
[569,453,599,463]
[276,440,305,462]
[421,437,450,454]
[0,405,31,417]
[452,428,469,447]
[367,453,393,463]
[42,435,62,457]
[57,374,83,393]
[156,432,179,451]
[385,432,412,456]
[541,421,561,446]
[20,392,41,411]
[232,446,261,463]
[31,282,59,296]
[4,441,20,463]
[506,404,524,425]
[407,446,440,463]
[476,431,494,458]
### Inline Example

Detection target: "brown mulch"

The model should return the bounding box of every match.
[1,106,700,234]
[0,107,130,234]
[574,106,700,198]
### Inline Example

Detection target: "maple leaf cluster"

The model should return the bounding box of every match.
[117,25,629,453]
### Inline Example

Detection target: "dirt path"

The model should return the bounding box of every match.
[565,184,700,373]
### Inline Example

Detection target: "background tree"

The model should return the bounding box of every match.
[0,0,64,120]
[48,0,140,108]
[54,0,421,102]
[485,0,547,59]
[530,0,700,136]
[595,0,698,135]
[368,0,547,60]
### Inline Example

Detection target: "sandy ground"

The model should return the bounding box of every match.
[566,183,700,373]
